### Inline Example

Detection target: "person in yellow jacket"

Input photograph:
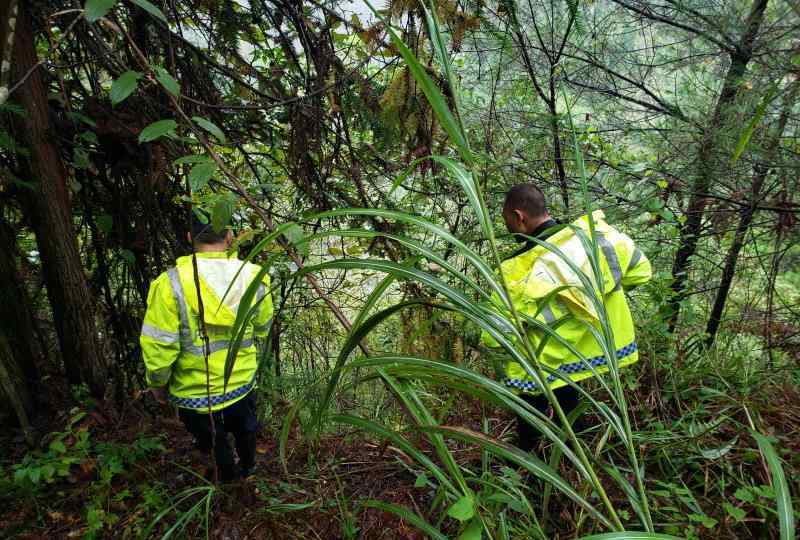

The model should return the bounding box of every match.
[140,210,273,480]
[482,184,651,451]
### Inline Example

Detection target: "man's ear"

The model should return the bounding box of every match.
[186,232,192,245]
[225,229,233,244]
[514,209,526,225]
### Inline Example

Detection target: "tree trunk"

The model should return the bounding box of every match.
[0,330,34,444]
[0,218,41,383]
[668,0,769,331]
[10,4,107,397]
[704,79,799,346]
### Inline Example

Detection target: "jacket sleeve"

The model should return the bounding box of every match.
[140,273,181,387]
[252,271,274,339]
[617,233,652,289]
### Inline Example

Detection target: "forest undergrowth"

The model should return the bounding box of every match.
[1,336,798,539]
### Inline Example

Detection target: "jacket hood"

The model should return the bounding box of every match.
[177,254,258,328]
[502,210,616,322]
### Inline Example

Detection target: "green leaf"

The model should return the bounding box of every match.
[130,0,168,23]
[189,162,217,191]
[73,148,91,169]
[192,207,209,224]
[688,513,717,528]
[80,131,99,144]
[110,71,141,106]
[13,468,27,483]
[66,111,97,127]
[192,116,227,144]
[420,423,611,529]
[174,154,212,166]
[154,67,180,96]
[734,487,755,503]
[211,196,234,233]
[138,119,177,143]
[414,472,428,488]
[284,223,308,256]
[753,431,795,540]
[120,249,136,265]
[730,83,779,166]
[84,0,117,23]
[29,467,41,484]
[447,494,475,522]
[49,440,67,454]
[42,464,56,481]
[723,502,746,522]
[458,518,482,540]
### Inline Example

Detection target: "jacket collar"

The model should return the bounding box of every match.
[184,251,237,259]
[507,218,560,260]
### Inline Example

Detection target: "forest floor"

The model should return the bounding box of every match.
[0,395,444,539]
[2,357,799,539]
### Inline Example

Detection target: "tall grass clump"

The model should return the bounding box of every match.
[222,3,795,539]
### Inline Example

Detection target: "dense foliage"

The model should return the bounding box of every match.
[0,0,798,538]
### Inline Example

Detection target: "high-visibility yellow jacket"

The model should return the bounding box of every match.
[140,252,273,411]
[481,210,651,393]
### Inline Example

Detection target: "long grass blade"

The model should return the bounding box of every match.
[362,500,448,540]
[334,414,456,493]
[424,425,613,529]
[574,534,684,540]
[753,431,795,540]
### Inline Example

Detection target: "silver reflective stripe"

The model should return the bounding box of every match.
[148,367,172,385]
[540,303,556,324]
[597,234,622,289]
[167,268,191,344]
[182,337,255,356]
[628,247,643,272]
[253,317,272,335]
[167,266,257,356]
[141,323,180,343]
[256,283,266,304]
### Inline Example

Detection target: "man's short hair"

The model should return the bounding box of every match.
[191,209,229,245]
[504,183,547,218]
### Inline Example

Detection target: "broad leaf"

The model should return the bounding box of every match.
[84,0,117,23]
[110,71,141,106]
[174,154,212,166]
[211,196,235,233]
[138,119,177,143]
[458,518,483,540]
[131,0,168,23]
[155,67,180,96]
[189,162,217,191]
[97,214,113,234]
[192,116,227,144]
[447,493,475,522]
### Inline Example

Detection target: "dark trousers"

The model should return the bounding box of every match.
[178,392,258,481]
[516,385,582,452]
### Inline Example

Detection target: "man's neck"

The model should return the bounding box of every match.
[525,213,553,235]
[194,242,228,253]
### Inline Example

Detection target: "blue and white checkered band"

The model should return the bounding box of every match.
[503,341,638,392]
[169,378,255,409]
